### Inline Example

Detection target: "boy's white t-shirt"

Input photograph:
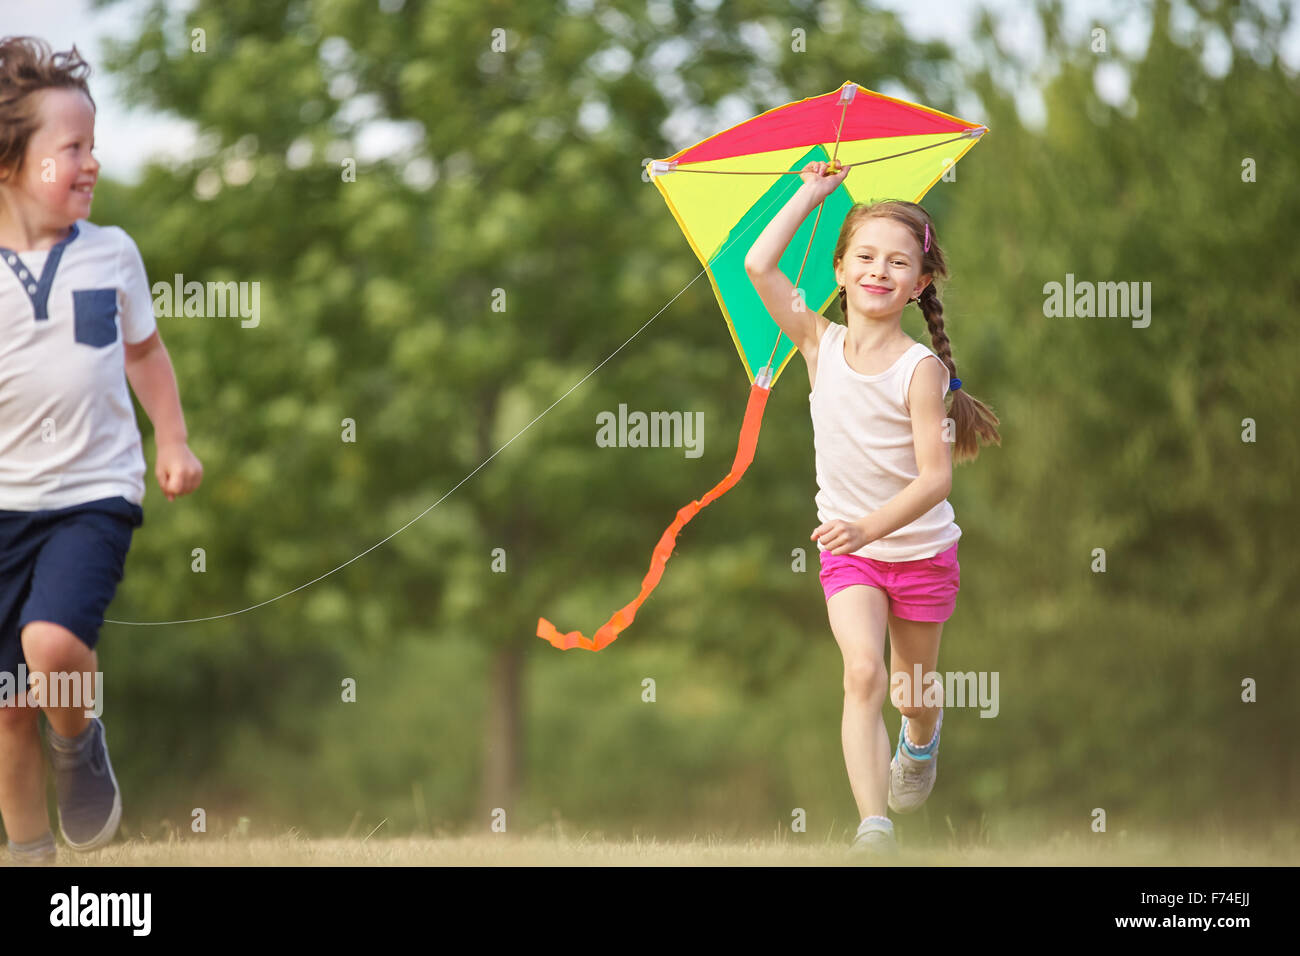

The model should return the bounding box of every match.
[0,220,157,511]
[809,321,961,562]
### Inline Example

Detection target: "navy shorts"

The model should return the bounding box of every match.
[0,496,142,677]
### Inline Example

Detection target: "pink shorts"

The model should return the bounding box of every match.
[819,542,960,622]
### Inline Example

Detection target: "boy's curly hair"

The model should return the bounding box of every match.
[0,36,94,181]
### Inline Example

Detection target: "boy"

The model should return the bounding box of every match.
[0,36,202,862]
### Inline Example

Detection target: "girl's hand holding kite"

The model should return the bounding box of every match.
[798,159,849,200]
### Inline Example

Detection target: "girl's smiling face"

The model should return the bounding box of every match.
[836,216,930,318]
[1,87,99,232]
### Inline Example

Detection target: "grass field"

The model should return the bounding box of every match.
[32,829,1299,866]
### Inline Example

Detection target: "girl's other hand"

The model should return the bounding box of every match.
[799,160,849,203]
[811,517,872,555]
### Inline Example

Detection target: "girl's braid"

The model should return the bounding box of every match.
[917,281,1001,463]
[918,283,956,380]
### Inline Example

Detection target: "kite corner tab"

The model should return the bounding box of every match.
[963,125,988,138]
[649,160,677,177]
[838,83,858,104]
[755,365,774,389]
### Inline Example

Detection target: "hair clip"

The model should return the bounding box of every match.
[923,223,931,253]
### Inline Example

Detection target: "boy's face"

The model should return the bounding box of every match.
[836,216,930,318]
[1,88,99,229]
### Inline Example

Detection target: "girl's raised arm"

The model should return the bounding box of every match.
[743,161,847,357]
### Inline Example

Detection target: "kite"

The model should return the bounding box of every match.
[538,82,986,651]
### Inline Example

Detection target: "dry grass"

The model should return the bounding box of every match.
[33,828,1298,867]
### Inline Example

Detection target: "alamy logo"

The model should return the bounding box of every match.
[0,667,102,718]
[1042,273,1151,328]
[50,886,151,936]
[891,664,1000,718]
[596,405,704,458]
[152,274,260,328]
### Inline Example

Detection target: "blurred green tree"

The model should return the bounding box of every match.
[77,0,1297,843]
[89,0,957,830]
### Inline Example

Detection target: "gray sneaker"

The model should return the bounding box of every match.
[849,819,899,857]
[888,709,942,814]
[7,832,57,865]
[47,718,122,851]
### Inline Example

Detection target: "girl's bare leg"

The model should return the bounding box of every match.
[887,614,945,746]
[826,585,891,819]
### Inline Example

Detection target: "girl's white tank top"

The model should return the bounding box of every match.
[808,321,961,562]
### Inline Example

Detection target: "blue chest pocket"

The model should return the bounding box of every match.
[73,289,119,347]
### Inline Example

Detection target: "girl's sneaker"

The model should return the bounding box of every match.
[850,816,898,857]
[46,717,122,851]
[888,709,942,813]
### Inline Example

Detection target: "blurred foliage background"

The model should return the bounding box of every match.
[47,0,1298,848]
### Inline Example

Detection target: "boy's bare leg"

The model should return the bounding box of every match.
[1,620,99,846]
[12,622,116,852]
[23,621,97,739]
[0,705,51,844]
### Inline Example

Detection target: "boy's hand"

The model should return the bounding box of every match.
[799,160,849,203]
[811,516,874,555]
[155,442,203,502]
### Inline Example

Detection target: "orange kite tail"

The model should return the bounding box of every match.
[537,379,773,651]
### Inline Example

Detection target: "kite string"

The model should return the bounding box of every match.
[107,166,804,628]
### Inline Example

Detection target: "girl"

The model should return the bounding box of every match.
[745,161,1000,855]
[0,37,203,862]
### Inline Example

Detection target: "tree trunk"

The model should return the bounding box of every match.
[482,643,523,827]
